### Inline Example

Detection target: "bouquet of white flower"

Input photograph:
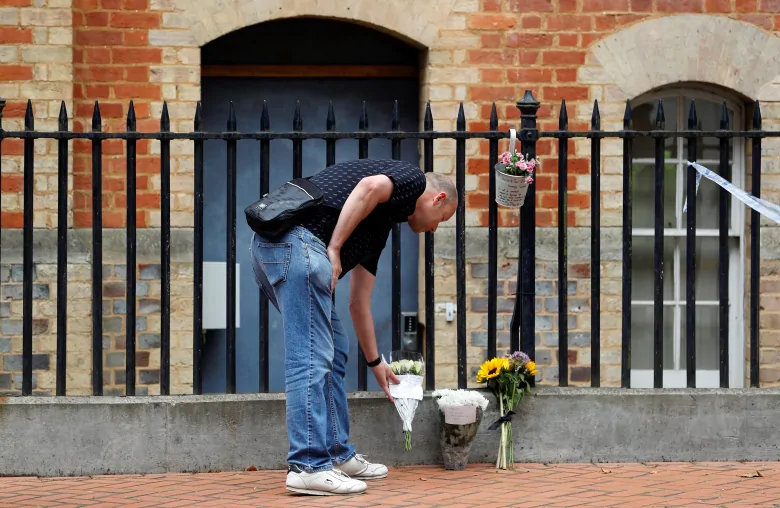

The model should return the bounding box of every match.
[385,352,424,451]
[432,389,490,470]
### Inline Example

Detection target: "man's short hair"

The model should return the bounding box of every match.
[425,172,458,207]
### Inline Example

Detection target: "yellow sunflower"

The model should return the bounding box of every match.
[477,357,509,383]
[525,361,539,377]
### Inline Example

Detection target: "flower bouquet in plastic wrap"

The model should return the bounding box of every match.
[476,351,537,470]
[432,389,489,470]
[384,351,424,451]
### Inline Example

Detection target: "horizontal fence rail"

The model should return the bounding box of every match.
[0,89,774,397]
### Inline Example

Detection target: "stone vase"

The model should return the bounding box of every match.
[438,407,483,471]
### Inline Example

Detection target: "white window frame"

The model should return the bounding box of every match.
[629,88,746,389]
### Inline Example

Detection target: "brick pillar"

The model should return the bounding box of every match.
[72,0,162,228]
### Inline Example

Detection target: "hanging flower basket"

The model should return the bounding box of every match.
[495,128,539,208]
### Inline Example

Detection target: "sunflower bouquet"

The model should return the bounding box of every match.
[476,351,537,470]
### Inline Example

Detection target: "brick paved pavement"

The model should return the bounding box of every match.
[0,462,778,507]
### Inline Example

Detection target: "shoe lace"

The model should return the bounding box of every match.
[354,454,369,465]
[331,468,353,480]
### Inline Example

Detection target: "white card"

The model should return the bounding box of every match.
[388,374,424,400]
[443,405,477,425]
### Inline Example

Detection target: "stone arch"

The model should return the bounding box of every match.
[180,0,456,49]
[589,14,780,101]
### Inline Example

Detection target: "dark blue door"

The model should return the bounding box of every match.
[200,77,420,393]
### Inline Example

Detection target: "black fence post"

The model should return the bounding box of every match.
[192,102,204,395]
[423,102,436,391]
[23,100,34,396]
[91,102,103,396]
[160,102,171,395]
[750,102,762,388]
[126,102,137,396]
[510,90,539,365]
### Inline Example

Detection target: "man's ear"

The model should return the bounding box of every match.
[433,192,447,205]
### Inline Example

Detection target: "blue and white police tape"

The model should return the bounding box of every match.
[683,161,780,225]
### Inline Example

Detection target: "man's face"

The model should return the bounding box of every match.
[408,192,456,234]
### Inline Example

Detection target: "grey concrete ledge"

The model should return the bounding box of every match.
[2,388,780,476]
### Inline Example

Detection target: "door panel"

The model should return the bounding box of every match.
[200,77,420,393]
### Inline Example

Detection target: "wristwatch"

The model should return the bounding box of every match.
[367,356,382,368]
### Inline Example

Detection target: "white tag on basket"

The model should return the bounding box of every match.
[509,128,517,154]
[388,374,424,400]
[443,405,477,425]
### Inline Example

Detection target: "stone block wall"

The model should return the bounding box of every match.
[0,229,193,395]
[2,0,780,391]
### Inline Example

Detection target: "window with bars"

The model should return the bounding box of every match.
[629,89,745,388]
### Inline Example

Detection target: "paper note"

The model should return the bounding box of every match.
[443,405,477,425]
[389,374,424,401]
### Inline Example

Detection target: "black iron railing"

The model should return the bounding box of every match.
[0,89,778,396]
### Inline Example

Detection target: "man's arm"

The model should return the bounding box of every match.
[326,175,394,291]
[349,264,380,363]
[350,263,399,401]
[329,175,393,251]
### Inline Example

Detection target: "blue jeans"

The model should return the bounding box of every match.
[249,226,355,472]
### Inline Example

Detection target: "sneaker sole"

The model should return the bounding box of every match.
[286,486,366,496]
[351,472,388,480]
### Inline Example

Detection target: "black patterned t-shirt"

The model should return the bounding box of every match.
[298,159,426,278]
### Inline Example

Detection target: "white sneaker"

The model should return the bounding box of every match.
[285,464,367,496]
[334,454,388,480]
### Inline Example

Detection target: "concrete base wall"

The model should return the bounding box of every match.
[2,388,780,477]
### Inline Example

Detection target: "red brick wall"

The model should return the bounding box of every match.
[72,0,161,228]
[464,0,780,228]
[0,0,778,232]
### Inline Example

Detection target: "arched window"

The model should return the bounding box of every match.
[629,87,745,388]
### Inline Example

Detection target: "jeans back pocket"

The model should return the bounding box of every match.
[257,242,291,287]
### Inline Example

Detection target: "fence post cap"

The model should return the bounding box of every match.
[516,90,540,112]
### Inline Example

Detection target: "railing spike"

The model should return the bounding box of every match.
[293,101,302,131]
[127,100,136,131]
[688,100,697,130]
[392,99,400,130]
[326,100,335,130]
[456,102,465,130]
[58,101,68,131]
[194,101,202,131]
[655,99,665,130]
[91,101,101,131]
[720,101,729,130]
[591,99,600,130]
[489,102,498,130]
[359,101,368,130]
[260,100,269,131]
[559,99,568,130]
[623,99,632,129]
[424,101,433,131]
[227,101,237,131]
[160,101,170,132]
[24,99,34,130]
[753,101,762,129]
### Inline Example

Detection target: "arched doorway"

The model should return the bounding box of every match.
[199,18,423,393]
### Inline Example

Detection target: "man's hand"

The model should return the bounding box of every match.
[327,246,342,292]
[371,362,400,402]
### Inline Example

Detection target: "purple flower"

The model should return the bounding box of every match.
[509,351,530,364]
